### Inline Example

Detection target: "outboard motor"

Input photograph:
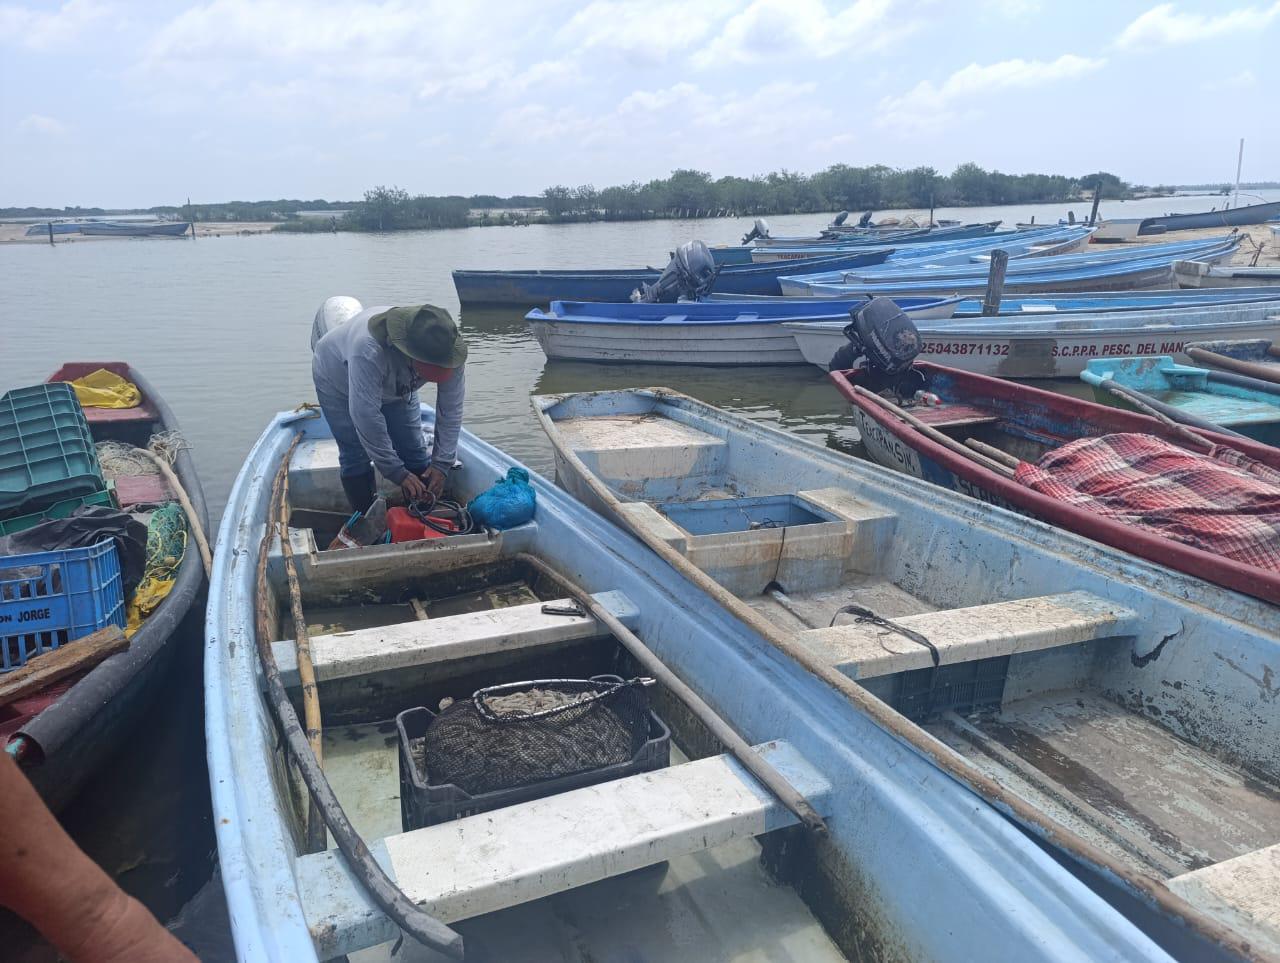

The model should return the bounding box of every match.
[828,297,925,397]
[832,211,850,227]
[740,218,771,245]
[632,240,719,303]
[857,210,874,228]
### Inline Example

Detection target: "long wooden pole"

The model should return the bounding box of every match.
[275,462,326,853]
[516,553,828,835]
[1232,138,1244,210]
[1185,346,1280,386]
[252,433,463,958]
[852,385,1015,478]
[137,447,212,575]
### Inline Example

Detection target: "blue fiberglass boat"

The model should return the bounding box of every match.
[451,247,892,306]
[1082,355,1280,445]
[208,385,1265,961]
[712,285,1280,315]
[783,237,1240,297]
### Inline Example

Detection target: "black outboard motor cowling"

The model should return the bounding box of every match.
[857,211,874,228]
[827,297,925,396]
[832,211,850,226]
[741,218,770,245]
[632,240,719,303]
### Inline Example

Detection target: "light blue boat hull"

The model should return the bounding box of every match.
[1083,355,1280,445]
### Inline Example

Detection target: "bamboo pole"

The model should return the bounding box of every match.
[252,432,463,958]
[274,460,326,853]
[852,386,1016,478]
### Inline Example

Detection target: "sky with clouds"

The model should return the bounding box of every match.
[0,0,1275,207]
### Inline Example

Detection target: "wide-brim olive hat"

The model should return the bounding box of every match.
[369,304,468,368]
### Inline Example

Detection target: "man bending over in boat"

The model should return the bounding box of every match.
[313,304,468,513]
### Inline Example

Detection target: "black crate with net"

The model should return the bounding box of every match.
[397,674,670,829]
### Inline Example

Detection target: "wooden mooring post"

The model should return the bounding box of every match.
[981,249,1009,316]
[1088,182,1104,226]
[47,222,54,245]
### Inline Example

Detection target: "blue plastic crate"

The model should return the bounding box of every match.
[0,538,125,672]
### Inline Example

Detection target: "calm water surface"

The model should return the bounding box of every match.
[0,192,1272,952]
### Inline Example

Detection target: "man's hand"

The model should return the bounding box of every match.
[400,473,429,502]
[422,465,447,498]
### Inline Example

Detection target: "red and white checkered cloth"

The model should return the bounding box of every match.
[1015,433,1280,572]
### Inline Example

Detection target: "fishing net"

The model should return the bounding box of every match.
[125,502,187,636]
[96,430,189,477]
[415,677,652,795]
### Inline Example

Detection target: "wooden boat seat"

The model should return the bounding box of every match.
[271,591,638,686]
[294,740,831,959]
[911,402,1000,431]
[1168,844,1280,955]
[801,591,1139,679]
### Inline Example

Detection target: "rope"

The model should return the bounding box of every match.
[829,601,941,667]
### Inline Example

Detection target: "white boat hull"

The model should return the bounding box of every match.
[531,319,809,364]
[786,310,1280,378]
[1174,259,1280,288]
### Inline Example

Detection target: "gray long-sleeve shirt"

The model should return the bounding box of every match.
[312,306,466,483]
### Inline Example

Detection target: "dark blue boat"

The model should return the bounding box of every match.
[452,247,893,306]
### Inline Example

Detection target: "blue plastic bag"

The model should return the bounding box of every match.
[467,467,536,530]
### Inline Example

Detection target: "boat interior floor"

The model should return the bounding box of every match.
[926,691,1280,878]
[1144,389,1280,426]
[271,443,848,962]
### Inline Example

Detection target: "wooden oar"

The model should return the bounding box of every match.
[1185,346,1280,387]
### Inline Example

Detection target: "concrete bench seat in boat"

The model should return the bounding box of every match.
[295,740,831,959]
[802,591,1140,679]
[551,413,728,501]
[271,592,638,686]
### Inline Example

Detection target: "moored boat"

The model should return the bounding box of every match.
[1138,198,1280,235]
[1175,259,1280,288]
[1081,355,1280,445]
[831,361,1280,603]
[77,221,192,237]
[535,387,1280,958]
[784,300,1280,378]
[206,397,1183,962]
[451,247,892,307]
[525,295,962,365]
[781,236,1239,297]
[4,363,208,810]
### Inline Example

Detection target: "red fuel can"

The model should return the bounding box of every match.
[387,506,460,542]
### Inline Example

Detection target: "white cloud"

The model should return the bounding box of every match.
[558,0,735,65]
[984,0,1041,16]
[1116,2,1280,48]
[1202,69,1257,91]
[18,114,69,136]
[491,80,833,154]
[0,0,115,49]
[878,54,1105,132]
[692,0,915,67]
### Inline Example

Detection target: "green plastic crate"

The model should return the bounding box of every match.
[0,383,106,518]
[0,487,117,536]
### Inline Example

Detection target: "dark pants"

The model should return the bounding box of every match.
[317,395,429,479]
